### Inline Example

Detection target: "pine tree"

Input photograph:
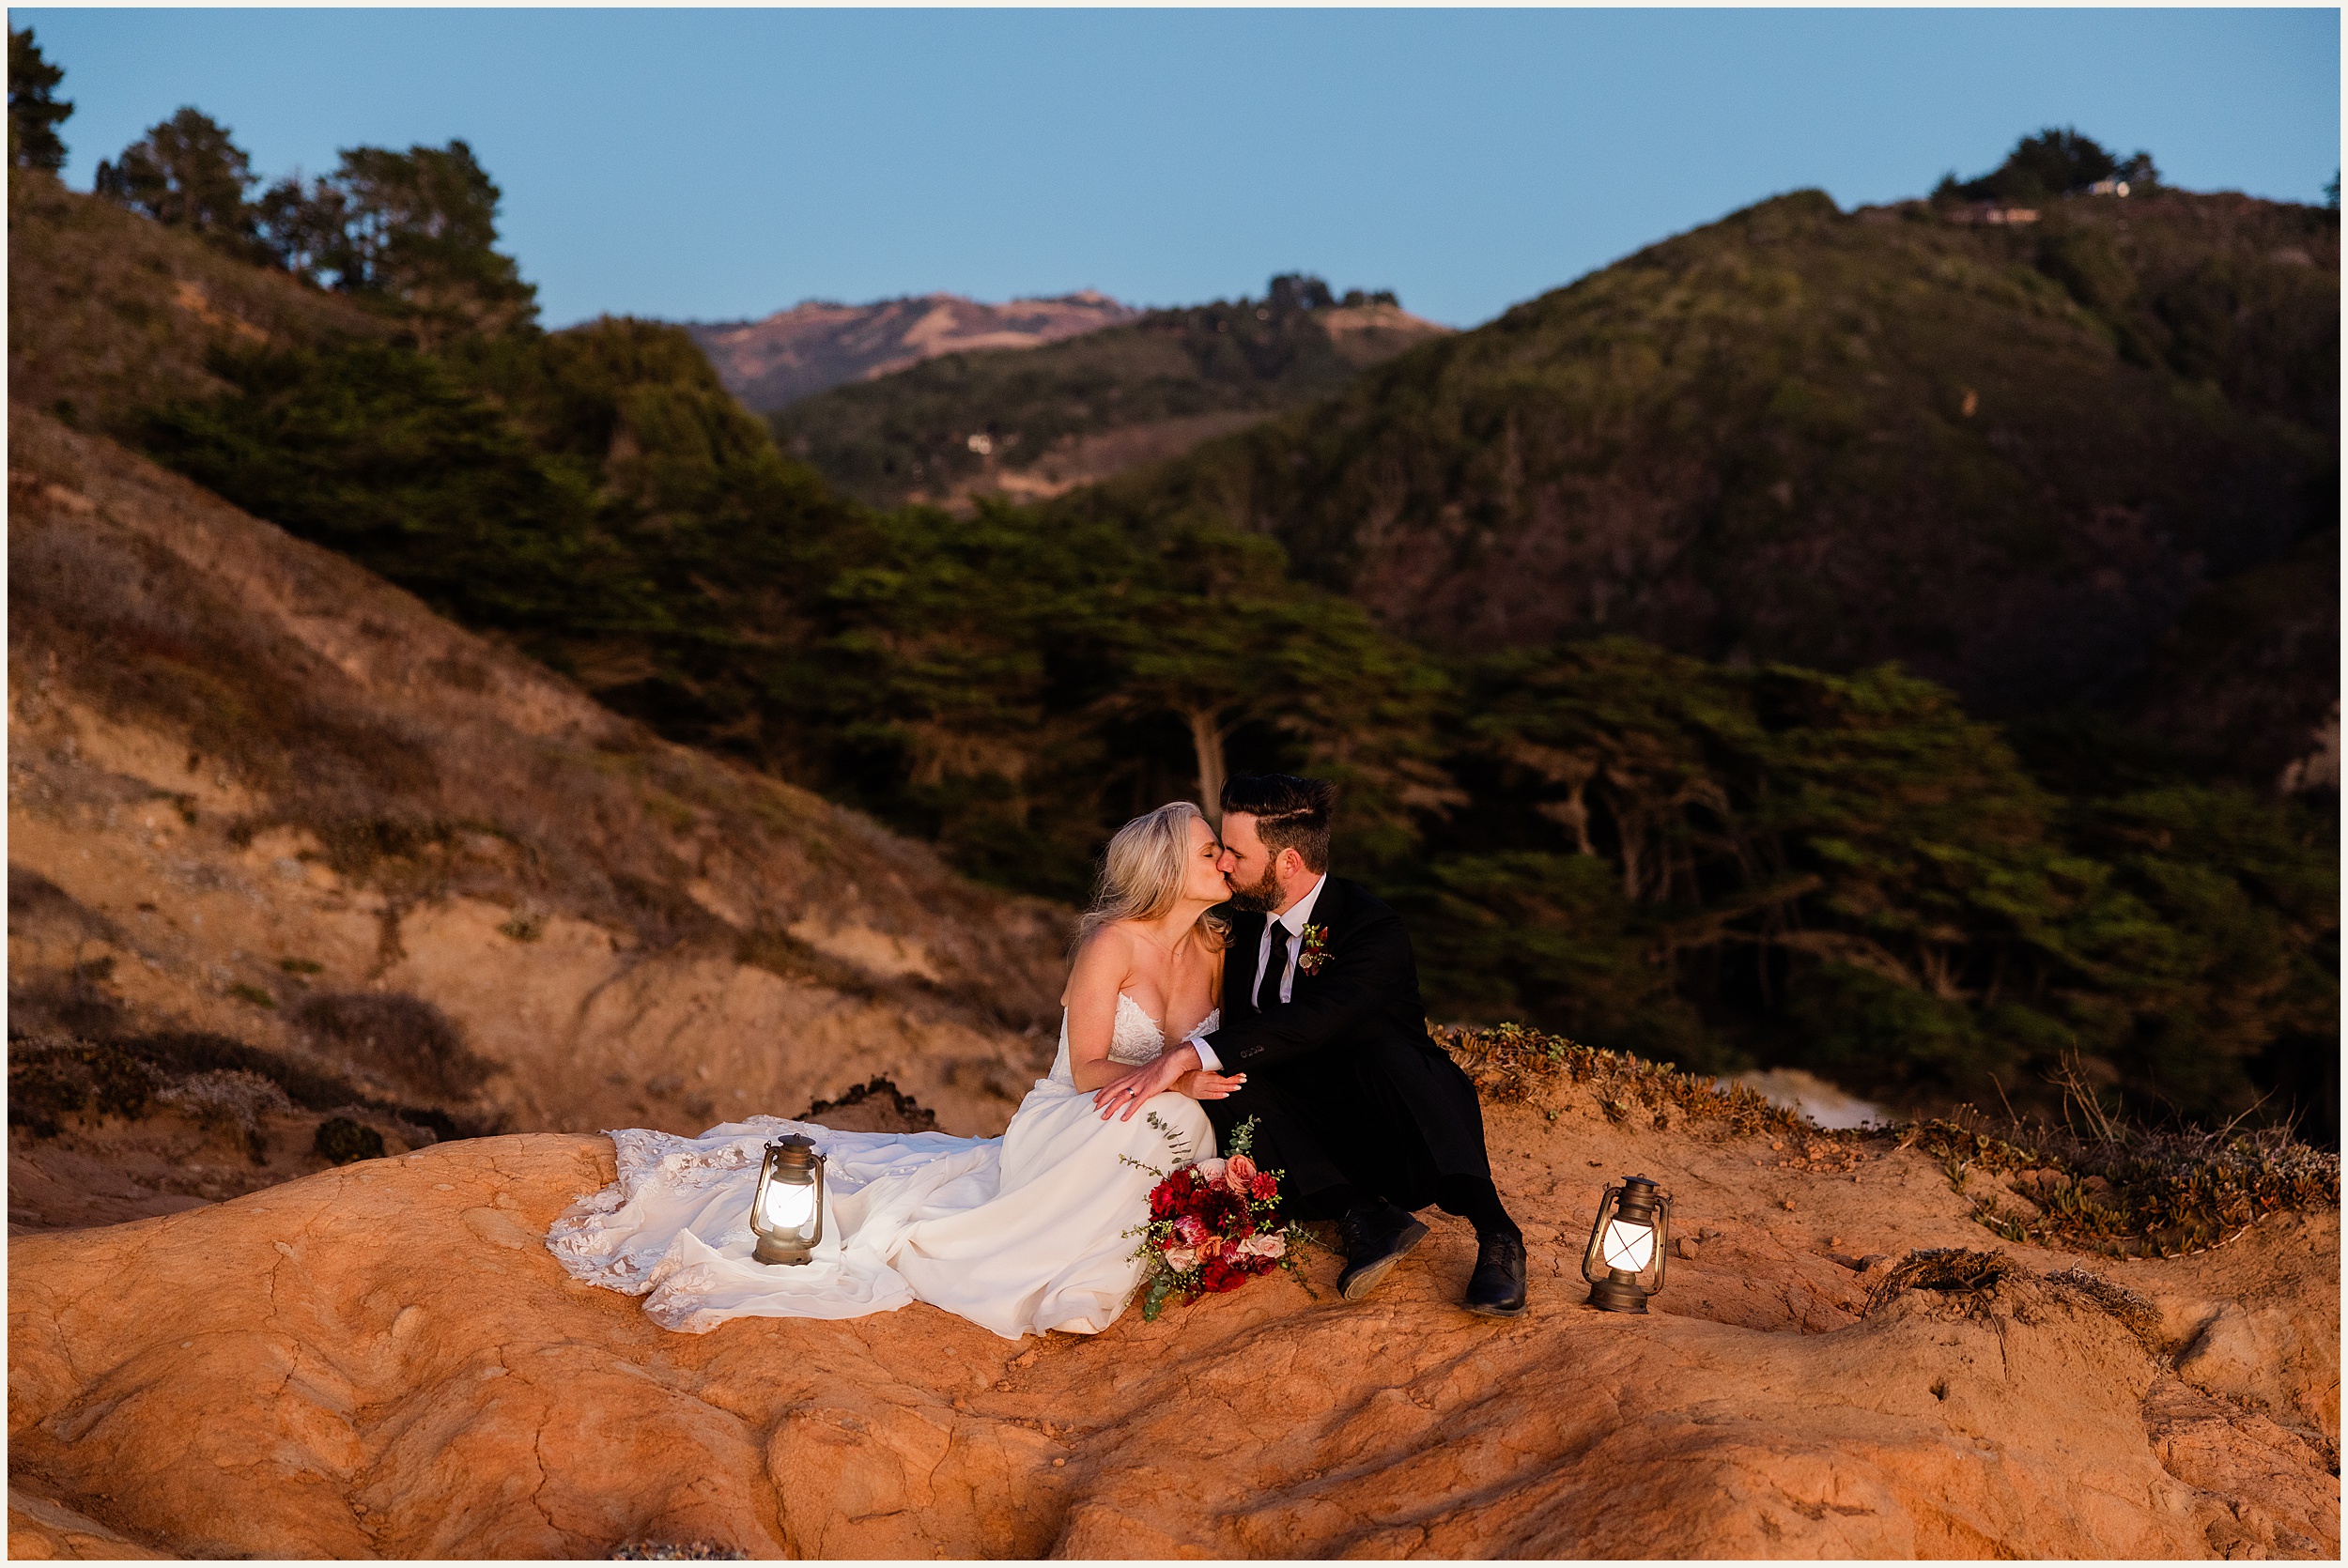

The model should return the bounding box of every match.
[252,140,539,346]
[95,108,260,251]
[8,26,71,174]
[329,140,538,344]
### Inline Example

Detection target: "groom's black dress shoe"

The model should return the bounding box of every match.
[1463,1232,1528,1317]
[1336,1202,1429,1301]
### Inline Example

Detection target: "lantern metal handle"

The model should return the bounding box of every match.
[1585,1181,1622,1255]
[1650,1192,1672,1295]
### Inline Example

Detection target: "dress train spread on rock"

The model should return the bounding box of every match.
[547,995,1215,1340]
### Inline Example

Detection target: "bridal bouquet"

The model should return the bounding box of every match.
[1124,1115,1315,1321]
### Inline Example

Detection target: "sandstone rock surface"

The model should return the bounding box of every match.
[10,1087,2337,1559]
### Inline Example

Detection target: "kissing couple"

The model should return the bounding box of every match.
[549,774,1528,1338]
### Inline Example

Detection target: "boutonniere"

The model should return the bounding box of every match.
[1296,923,1332,976]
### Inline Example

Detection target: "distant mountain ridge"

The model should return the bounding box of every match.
[769,276,1451,509]
[687,289,1138,411]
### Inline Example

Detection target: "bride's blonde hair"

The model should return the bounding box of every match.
[1073,802,1229,954]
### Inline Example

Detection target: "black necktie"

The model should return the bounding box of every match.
[1255,922,1284,1012]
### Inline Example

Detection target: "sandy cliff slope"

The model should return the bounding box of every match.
[7,1060,2336,1560]
[8,409,1074,1233]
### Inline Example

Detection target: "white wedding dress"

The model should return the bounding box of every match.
[546,996,1218,1340]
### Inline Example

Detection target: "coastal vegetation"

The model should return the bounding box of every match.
[12,48,2335,1141]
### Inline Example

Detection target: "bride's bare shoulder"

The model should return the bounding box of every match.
[1062,925,1135,1007]
[1070,922,1137,976]
[1084,920,1143,952]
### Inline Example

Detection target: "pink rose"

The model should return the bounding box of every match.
[1162,1247,1197,1272]
[1172,1215,1209,1248]
[1238,1232,1286,1260]
[1194,1157,1228,1184]
[1225,1154,1257,1193]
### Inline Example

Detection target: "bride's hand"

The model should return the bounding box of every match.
[1095,1045,1202,1120]
[1173,1068,1246,1100]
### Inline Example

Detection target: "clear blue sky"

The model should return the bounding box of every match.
[15,8,2340,330]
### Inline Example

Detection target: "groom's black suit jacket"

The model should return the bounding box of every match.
[1199,876,1432,1071]
[1196,876,1490,1205]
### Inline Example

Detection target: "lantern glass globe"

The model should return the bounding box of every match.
[759,1180,817,1231]
[1600,1218,1654,1272]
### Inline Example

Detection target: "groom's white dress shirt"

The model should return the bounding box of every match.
[1189,873,1326,1072]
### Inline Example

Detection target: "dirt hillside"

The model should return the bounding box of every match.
[8,409,1074,1233]
[8,1058,2336,1560]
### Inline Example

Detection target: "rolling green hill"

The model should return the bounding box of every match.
[767,275,1448,509]
[1053,190,2338,754]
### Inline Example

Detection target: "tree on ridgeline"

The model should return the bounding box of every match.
[2116,149,2160,192]
[260,140,537,346]
[8,25,71,174]
[78,104,536,349]
[1264,272,1336,315]
[96,108,266,256]
[1948,127,2158,203]
[254,172,352,286]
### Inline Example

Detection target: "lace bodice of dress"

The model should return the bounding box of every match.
[1047,994,1219,1087]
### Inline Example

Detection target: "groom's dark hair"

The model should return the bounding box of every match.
[1220,774,1334,873]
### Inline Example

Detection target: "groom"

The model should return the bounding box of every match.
[1095,774,1527,1317]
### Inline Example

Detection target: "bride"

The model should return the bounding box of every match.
[547,801,1246,1339]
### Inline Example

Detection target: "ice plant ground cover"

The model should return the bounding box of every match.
[1436,1021,2342,1260]
[1124,1115,1316,1321]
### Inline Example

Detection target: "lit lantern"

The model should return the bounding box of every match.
[1581,1174,1672,1313]
[749,1132,826,1265]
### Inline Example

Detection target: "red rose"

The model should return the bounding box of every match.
[1150,1182,1180,1220]
[1249,1253,1278,1276]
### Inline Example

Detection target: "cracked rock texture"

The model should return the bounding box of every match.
[9,1084,2338,1559]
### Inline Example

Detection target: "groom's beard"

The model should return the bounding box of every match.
[1225,863,1284,914]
